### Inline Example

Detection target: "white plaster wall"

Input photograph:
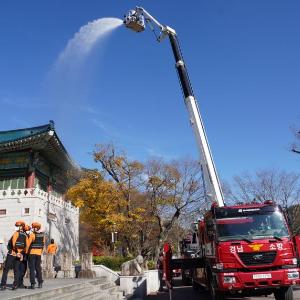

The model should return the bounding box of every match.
[120,275,147,298]
[0,189,79,260]
[145,270,159,294]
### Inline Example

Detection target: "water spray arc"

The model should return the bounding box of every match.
[56,18,122,67]
[123,7,225,208]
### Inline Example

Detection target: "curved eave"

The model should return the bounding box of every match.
[0,131,79,172]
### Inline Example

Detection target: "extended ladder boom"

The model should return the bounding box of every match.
[124,7,225,207]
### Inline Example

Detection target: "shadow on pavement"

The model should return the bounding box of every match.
[145,278,300,300]
[145,286,204,300]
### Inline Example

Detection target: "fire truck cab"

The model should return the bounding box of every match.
[194,201,300,300]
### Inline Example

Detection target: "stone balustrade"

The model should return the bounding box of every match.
[0,188,79,213]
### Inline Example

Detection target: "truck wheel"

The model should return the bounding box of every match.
[274,287,293,300]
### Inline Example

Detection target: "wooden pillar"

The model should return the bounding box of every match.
[27,151,36,189]
[47,178,52,193]
[26,170,35,188]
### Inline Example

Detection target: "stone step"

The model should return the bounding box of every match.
[4,277,112,300]
[49,283,125,300]
[92,282,125,300]
[5,283,87,300]
[48,280,120,300]
[50,286,97,300]
[105,286,125,300]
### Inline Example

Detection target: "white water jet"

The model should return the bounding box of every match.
[45,17,123,137]
[56,17,123,65]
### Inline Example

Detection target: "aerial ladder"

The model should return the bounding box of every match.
[124,7,225,208]
[123,9,300,299]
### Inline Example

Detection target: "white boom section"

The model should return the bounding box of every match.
[124,7,225,207]
[185,96,224,207]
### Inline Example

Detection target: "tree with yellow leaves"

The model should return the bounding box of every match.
[93,144,154,255]
[66,171,129,250]
[67,144,206,259]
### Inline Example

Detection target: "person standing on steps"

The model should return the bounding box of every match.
[18,224,31,289]
[27,222,45,289]
[0,220,27,291]
[47,238,58,267]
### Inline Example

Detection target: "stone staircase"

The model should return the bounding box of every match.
[4,277,125,300]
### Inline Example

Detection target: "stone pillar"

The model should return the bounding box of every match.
[61,252,72,278]
[78,253,96,278]
[43,253,55,278]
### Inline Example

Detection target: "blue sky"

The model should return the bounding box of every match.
[1,0,300,182]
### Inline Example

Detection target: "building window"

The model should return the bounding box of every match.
[0,209,6,216]
[22,208,30,216]
[65,218,70,225]
[0,177,25,190]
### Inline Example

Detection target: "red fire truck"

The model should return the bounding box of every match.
[123,7,300,300]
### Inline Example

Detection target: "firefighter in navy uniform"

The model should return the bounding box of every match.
[18,224,31,288]
[0,220,27,291]
[27,222,45,289]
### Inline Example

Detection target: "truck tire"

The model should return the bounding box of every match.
[274,287,293,300]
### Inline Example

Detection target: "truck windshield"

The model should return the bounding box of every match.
[216,211,289,241]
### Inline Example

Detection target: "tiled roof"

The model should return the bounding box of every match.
[0,122,54,144]
[0,121,78,171]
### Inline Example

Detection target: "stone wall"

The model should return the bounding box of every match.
[0,188,79,259]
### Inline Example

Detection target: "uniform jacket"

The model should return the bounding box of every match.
[27,232,46,256]
[8,231,28,256]
[47,243,58,254]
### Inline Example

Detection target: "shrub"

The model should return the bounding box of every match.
[147,260,156,270]
[93,256,132,271]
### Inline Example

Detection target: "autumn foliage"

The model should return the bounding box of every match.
[67,144,205,259]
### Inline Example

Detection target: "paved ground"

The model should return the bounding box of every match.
[145,278,300,300]
[0,278,91,300]
[1,271,299,300]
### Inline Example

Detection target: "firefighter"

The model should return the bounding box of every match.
[18,224,31,288]
[47,239,57,255]
[157,252,164,292]
[47,238,58,268]
[0,220,27,291]
[27,222,45,289]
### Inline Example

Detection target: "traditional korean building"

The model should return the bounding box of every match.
[0,121,79,258]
